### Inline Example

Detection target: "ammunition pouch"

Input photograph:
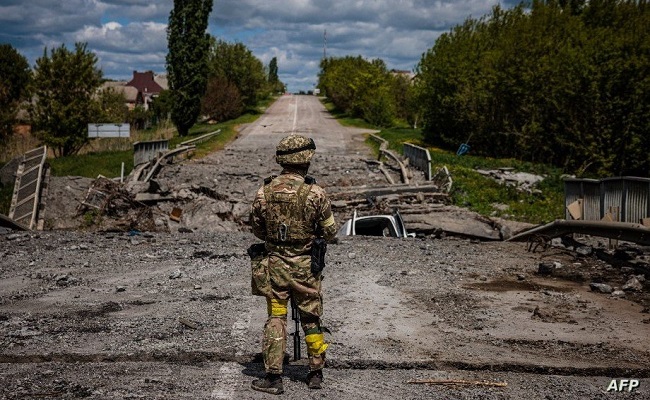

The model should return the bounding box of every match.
[247,243,271,297]
[310,238,327,276]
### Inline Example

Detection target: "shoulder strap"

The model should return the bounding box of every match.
[293,181,313,220]
[263,176,276,225]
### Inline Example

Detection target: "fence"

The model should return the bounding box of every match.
[564,177,650,223]
[8,146,48,230]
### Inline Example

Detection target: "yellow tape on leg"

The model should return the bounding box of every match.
[305,333,329,356]
[267,298,288,317]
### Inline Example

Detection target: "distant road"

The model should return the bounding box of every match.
[230,94,365,158]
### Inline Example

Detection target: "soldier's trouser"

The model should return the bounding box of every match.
[262,298,287,374]
[262,297,328,373]
[262,253,329,374]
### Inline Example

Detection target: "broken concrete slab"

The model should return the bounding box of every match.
[402,211,502,241]
[45,176,94,230]
[476,168,545,193]
[508,219,650,246]
[178,197,241,232]
[0,213,29,231]
[330,184,446,199]
[134,193,174,202]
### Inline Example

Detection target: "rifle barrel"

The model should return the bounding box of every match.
[291,296,301,361]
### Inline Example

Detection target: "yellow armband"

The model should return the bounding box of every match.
[319,214,335,228]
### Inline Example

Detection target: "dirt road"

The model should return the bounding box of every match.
[1,95,649,399]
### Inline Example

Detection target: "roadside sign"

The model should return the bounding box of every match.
[88,123,131,138]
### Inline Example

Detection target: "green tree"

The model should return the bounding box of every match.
[30,43,102,157]
[0,44,31,143]
[96,87,128,123]
[268,57,279,85]
[127,105,152,130]
[318,56,397,127]
[201,75,243,122]
[166,0,213,136]
[151,89,173,123]
[416,1,650,176]
[267,56,285,93]
[207,39,267,108]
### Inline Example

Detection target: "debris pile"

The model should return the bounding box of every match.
[531,237,649,304]
[77,177,166,233]
[475,167,545,194]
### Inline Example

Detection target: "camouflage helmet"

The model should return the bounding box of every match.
[275,134,316,165]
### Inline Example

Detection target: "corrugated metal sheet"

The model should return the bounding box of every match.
[583,180,601,221]
[624,178,650,224]
[564,177,650,223]
[602,179,624,221]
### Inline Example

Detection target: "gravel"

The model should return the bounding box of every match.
[1,95,648,399]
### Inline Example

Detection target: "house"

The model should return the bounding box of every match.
[100,81,141,110]
[390,69,416,82]
[126,71,167,110]
[99,71,168,111]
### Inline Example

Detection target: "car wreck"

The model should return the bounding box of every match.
[337,210,415,238]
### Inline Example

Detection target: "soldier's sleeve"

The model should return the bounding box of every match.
[250,187,267,241]
[315,187,337,241]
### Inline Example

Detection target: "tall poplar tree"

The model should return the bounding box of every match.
[166,0,213,136]
[268,57,279,85]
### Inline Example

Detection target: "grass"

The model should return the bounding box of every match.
[363,127,565,225]
[320,99,377,130]
[49,150,134,179]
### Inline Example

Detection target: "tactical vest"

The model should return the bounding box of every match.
[263,176,315,244]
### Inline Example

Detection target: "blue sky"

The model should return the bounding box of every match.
[0,0,518,93]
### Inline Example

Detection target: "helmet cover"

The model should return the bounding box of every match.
[275,135,316,165]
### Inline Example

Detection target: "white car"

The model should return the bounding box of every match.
[337,210,415,238]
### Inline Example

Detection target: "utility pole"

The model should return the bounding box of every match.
[323,29,327,60]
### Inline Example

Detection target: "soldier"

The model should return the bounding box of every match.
[249,134,337,395]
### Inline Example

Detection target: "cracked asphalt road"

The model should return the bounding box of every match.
[1,95,649,399]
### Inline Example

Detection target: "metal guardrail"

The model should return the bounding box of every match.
[8,146,48,230]
[403,143,432,181]
[564,177,650,223]
[367,134,409,184]
[179,129,221,146]
[368,134,388,162]
[508,219,650,246]
[133,140,169,166]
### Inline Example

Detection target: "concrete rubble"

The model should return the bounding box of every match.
[475,167,545,194]
[1,96,649,399]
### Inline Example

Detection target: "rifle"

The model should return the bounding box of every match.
[290,296,301,361]
[311,238,327,276]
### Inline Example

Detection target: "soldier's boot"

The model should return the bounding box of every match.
[307,369,323,389]
[251,373,284,395]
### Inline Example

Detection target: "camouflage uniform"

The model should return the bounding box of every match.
[250,135,337,377]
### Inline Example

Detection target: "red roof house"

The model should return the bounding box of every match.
[126,71,164,95]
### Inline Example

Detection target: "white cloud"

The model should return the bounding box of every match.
[73,21,167,54]
[2,0,516,91]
